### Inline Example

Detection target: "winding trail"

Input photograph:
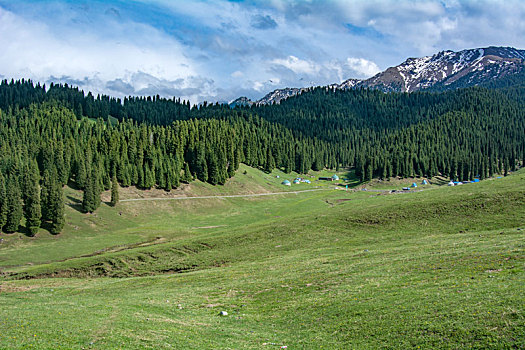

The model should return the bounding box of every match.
[120,188,327,202]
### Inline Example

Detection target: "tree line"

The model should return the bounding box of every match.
[0,100,337,235]
[247,86,525,181]
[0,79,524,235]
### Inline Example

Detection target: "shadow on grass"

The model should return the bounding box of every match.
[40,221,61,236]
[341,168,361,188]
[66,195,84,213]
[19,225,37,238]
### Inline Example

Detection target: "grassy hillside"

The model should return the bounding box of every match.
[0,164,347,272]
[0,167,523,349]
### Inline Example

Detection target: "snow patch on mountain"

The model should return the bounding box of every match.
[231,46,525,106]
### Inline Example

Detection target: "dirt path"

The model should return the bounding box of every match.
[119,189,327,202]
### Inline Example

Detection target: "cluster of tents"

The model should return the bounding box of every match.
[282,177,313,186]
[448,178,480,186]
[281,174,485,188]
[282,174,338,186]
[411,178,482,188]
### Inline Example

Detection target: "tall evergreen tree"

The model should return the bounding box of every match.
[82,168,101,213]
[110,176,119,207]
[0,171,7,232]
[40,169,52,222]
[182,162,192,183]
[48,174,65,235]
[4,175,23,233]
[23,161,42,236]
[207,153,219,185]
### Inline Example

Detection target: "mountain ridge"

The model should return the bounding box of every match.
[234,46,525,106]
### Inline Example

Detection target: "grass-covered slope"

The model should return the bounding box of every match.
[0,164,329,271]
[0,168,523,349]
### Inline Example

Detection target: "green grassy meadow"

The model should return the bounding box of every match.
[0,166,523,349]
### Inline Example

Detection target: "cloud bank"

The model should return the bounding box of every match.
[0,0,524,103]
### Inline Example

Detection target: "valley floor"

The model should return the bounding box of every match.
[0,166,523,349]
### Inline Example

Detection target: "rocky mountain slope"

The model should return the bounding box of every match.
[233,46,525,106]
[360,46,525,92]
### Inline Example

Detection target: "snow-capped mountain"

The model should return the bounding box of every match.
[256,87,308,105]
[360,46,525,92]
[229,96,254,108]
[330,78,362,90]
[234,46,525,106]
[231,87,309,107]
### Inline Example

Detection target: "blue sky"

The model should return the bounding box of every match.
[1,0,524,103]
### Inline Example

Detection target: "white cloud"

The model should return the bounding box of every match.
[271,56,320,75]
[345,58,381,77]
[1,0,525,103]
[0,6,210,101]
[231,71,244,78]
[253,81,265,91]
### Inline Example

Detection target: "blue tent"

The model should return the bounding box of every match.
[331,174,340,181]
[282,180,291,186]
[422,179,428,185]
[473,178,480,183]
[293,179,300,184]
[411,182,417,188]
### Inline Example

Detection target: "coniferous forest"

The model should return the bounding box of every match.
[0,78,524,234]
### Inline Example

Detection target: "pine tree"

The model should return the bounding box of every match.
[23,161,42,236]
[110,176,119,207]
[4,176,23,233]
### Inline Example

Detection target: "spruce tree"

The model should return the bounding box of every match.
[0,171,7,232]
[82,174,94,213]
[40,169,52,222]
[110,176,119,207]
[182,162,192,183]
[196,144,208,182]
[48,175,65,235]
[82,168,100,213]
[207,154,219,185]
[171,158,180,188]
[264,148,275,173]
[23,161,42,236]
[92,168,102,211]
[76,157,87,189]
[4,176,23,233]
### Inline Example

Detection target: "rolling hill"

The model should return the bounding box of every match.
[0,165,523,348]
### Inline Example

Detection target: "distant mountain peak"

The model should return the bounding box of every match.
[229,96,253,108]
[230,46,525,106]
[360,46,525,92]
[256,87,309,105]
